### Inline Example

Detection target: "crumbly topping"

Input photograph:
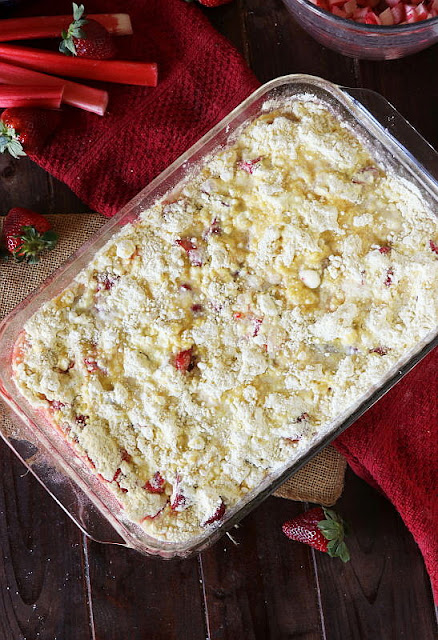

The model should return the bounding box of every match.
[12,99,438,542]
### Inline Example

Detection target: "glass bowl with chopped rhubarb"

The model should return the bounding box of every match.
[282,0,438,59]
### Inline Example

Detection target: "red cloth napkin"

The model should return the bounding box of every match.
[335,348,438,601]
[14,0,438,603]
[22,0,259,216]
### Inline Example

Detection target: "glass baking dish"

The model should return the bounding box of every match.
[0,74,437,559]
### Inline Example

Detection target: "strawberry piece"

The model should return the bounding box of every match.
[370,346,390,355]
[238,156,261,174]
[0,207,57,263]
[384,267,394,287]
[430,240,438,255]
[202,500,226,526]
[84,357,99,373]
[112,468,121,483]
[204,218,222,238]
[60,3,116,60]
[282,507,350,562]
[96,272,119,291]
[379,245,391,254]
[191,304,203,313]
[170,491,186,511]
[0,107,62,157]
[253,317,263,337]
[50,400,65,411]
[75,414,88,427]
[180,283,192,290]
[175,237,203,266]
[144,471,166,494]
[121,449,132,463]
[174,346,194,372]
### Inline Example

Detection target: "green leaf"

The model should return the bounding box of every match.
[337,542,350,563]
[73,3,85,21]
[65,38,77,55]
[6,139,26,159]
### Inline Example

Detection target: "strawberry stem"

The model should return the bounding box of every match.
[13,226,58,264]
[0,121,26,158]
[59,3,88,57]
[318,507,350,563]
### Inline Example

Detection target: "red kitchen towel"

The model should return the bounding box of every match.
[11,0,438,603]
[19,0,259,216]
[335,348,438,601]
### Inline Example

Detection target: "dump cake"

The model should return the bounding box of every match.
[12,98,438,541]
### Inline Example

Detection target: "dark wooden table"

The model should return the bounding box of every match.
[0,2,437,638]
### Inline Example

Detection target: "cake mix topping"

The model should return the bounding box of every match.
[12,98,438,542]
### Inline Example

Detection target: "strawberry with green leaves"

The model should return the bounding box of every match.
[0,107,62,158]
[60,3,116,60]
[1,207,57,264]
[282,506,350,562]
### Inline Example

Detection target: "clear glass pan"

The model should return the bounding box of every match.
[0,75,437,558]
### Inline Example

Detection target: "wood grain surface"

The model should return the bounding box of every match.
[0,1,437,638]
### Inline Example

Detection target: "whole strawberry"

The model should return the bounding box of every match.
[1,208,57,264]
[0,108,62,157]
[282,506,350,562]
[60,3,116,59]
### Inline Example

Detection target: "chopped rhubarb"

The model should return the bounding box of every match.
[174,347,195,372]
[112,468,121,483]
[0,13,132,42]
[144,472,166,494]
[0,45,158,87]
[202,501,226,527]
[379,245,391,254]
[0,84,64,109]
[0,61,107,115]
[379,6,395,21]
[309,0,436,24]
[391,3,405,23]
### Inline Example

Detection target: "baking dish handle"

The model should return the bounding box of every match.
[343,87,438,182]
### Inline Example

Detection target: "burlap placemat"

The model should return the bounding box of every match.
[0,214,346,506]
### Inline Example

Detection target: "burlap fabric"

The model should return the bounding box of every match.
[0,214,346,506]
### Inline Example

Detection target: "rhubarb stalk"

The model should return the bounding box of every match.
[0,44,158,87]
[0,13,132,42]
[0,85,64,108]
[0,61,108,115]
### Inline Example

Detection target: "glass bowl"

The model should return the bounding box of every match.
[282,0,438,59]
